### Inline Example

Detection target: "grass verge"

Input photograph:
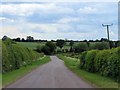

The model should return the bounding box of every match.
[57,54,118,88]
[3,56,51,87]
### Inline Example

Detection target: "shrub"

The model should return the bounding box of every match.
[89,42,109,50]
[41,45,51,55]
[85,50,98,72]
[46,41,56,53]
[106,48,119,79]
[80,51,87,69]
[95,50,111,76]
[80,47,119,80]
[74,43,88,53]
[35,45,42,53]
[2,40,41,73]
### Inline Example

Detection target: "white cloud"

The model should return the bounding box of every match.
[2,0,119,2]
[0,17,15,23]
[0,2,118,40]
[77,6,98,14]
[0,3,75,16]
[29,24,58,33]
[57,17,80,24]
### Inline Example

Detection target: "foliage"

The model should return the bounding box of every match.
[74,42,88,53]
[85,50,98,72]
[56,40,65,49]
[117,41,120,47]
[46,41,56,53]
[89,42,109,50]
[41,41,56,55]
[3,56,51,87]
[80,51,87,69]
[36,45,42,53]
[2,39,41,73]
[80,47,119,80]
[69,41,74,46]
[41,45,51,55]
[57,54,118,88]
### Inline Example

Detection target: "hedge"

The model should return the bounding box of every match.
[2,39,42,73]
[80,47,120,80]
[85,50,98,72]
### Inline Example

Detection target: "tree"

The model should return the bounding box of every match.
[86,42,90,47]
[16,38,21,42]
[109,41,115,48]
[90,42,109,50]
[74,43,88,53]
[69,41,74,47]
[56,40,65,49]
[22,38,25,42]
[2,35,8,41]
[26,36,34,42]
[100,38,108,42]
[41,46,51,55]
[41,41,56,55]
[46,41,56,53]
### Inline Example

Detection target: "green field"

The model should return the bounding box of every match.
[17,42,46,50]
[57,54,118,88]
[3,56,51,87]
[17,41,100,51]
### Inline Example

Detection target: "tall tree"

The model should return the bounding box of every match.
[56,40,65,49]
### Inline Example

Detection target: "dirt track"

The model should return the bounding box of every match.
[7,56,94,88]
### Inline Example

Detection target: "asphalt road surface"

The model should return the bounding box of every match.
[6,56,94,88]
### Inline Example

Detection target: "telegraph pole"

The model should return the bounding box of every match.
[102,24,113,48]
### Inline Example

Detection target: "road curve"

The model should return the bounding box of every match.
[6,56,94,88]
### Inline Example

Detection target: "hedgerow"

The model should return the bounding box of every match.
[80,47,119,80]
[85,50,98,72]
[2,39,42,73]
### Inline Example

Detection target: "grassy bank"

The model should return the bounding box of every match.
[3,56,51,87]
[57,54,118,88]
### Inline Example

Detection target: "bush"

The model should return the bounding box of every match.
[80,51,87,69]
[2,39,41,73]
[41,41,56,55]
[74,43,88,53]
[95,50,111,76]
[46,41,56,53]
[80,47,119,80]
[35,45,42,53]
[85,50,98,72]
[89,42,109,50]
[106,48,119,79]
[41,45,51,55]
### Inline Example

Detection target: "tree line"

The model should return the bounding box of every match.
[35,39,120,55]
[4,35,118,43]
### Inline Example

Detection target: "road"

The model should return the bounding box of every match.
[6,56,94,88]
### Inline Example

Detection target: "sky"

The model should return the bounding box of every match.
[0,1,119,40]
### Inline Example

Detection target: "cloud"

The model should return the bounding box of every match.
[0,17,15,22]
[57,17,80,24]
[0,3,75,17]
[77,6,98,14]
[0,2,118,40]
[1,0,119,2]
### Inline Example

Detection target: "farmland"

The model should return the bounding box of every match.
[2,38,120,88]
[17,42,46,50]
[17,41,104,51]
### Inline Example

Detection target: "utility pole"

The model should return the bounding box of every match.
[102,24,113,48]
